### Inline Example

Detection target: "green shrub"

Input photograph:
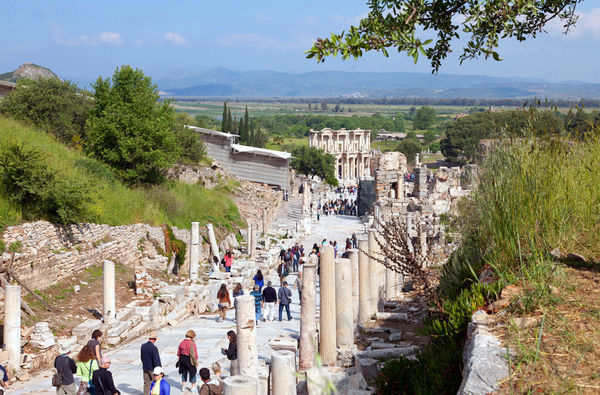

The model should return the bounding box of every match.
[0,78,92,145]
[0,142,89,224]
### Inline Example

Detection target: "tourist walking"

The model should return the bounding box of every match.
[140,332,161,395]
[217,284,231,322]
[278,281,292,321]
[253,269,264,291]
[149,366,170,395]
[177,330,199,392]
[0,364,9,393]
[54,345,77,395]
[75,345,98,395]
[221,330,239,376]
[199,367,223,395]
[294,272,303,303]
[224,250,233,272]
[277,262,288,286]
[209,256,220,276]
[232,283,244,298]
[262,281,277,321]
[91,357,120,395]
[87,330,102,363]
[250,284,262,323]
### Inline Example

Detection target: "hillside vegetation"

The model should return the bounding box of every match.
[0,117,243,232]
[377,119,600,393]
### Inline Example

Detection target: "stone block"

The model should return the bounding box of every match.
[389,332,402,341]
[124,321,149,342]
[115,308,134,323]
[107,321,130,338]
[355,357,379,381]
[72,319,103,344]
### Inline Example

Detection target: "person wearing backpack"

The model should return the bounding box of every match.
[75,345,99,395]
[177,330,199,392]
[54,344,77,394]
[277,262,287,286]
[278,282,293,321]
[198,367,223,395]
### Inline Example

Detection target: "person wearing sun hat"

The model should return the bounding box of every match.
[141,332,162,395]
[54,344,77,394]
[149,366,171,395]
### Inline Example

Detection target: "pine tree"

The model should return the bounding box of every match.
[221,102,228,131]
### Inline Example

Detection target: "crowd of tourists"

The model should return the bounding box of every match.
[52,328,225,395]
[49,218,361,395]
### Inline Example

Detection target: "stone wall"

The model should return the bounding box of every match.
[1,221,176,291]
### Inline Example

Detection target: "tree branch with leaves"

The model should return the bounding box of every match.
[306,0,582,72]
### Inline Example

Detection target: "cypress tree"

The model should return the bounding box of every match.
[232,116,238,134]
[221,102,228,131]
[224,108,232,133]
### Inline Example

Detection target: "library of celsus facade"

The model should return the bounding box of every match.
[309,128,372,183]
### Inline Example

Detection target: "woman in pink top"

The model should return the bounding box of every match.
[177,330,198,392]
[224,250,233,273]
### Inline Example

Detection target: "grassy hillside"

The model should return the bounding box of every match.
[0,117,243,232]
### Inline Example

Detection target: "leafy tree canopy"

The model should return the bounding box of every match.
[397,138,422,164]
[441,109,564,163]
[414,106,436,129]
[291,146,338,186]
[306,0,581,71]
[85,66,181,185]
[0,78,92,146]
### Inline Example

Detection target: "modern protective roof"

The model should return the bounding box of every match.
[186,125,239,139]
[231,143,292,160]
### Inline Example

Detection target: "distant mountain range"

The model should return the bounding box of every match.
[3,63,599,99]
[157,68,600,100]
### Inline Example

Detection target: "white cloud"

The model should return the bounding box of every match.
[164,32,188,45]
[49,22,124,46]
[546,8,600,39]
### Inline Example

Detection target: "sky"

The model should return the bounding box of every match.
[2,0,600,86]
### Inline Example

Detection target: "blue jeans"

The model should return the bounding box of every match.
[292,258,299,272]
[279,303,291,321]
[255,309,261,322]
[225,266,231,272]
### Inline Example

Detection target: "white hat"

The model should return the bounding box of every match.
[59,344,71,354]
[152,366,164,376]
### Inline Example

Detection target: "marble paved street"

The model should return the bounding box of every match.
[11,202,364,394]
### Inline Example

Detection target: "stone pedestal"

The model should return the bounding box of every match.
[4,285,21,370]
[335,258,354,348]
[223,375,258,395]
[358,239,371,326]
[271,350,297,395]
[103,259,116,324]
[319,245,336,366]
[235,295,259,377]
[414,167,427,198]
[347,249,359,327]
[299,257,317,371]
[189,222,200,281]
[29,321,55,349]
[206,224,221,261]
